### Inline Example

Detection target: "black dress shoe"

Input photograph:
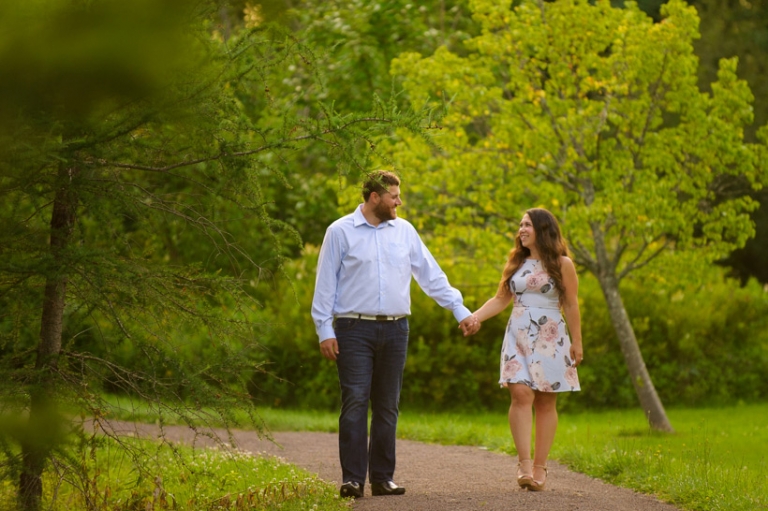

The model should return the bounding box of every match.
[371,481,406,496]
[340,481,363,499]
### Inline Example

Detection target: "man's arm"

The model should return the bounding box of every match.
[409,231,472,323]
[311,227,341,347]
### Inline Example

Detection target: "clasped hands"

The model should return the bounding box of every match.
[459,314,481,337]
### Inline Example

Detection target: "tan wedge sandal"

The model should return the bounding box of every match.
[516,459,534,489]
[528,464,548,491]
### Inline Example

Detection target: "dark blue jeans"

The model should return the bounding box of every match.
[334,317,409,485]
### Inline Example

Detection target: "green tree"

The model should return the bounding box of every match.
[690,0,768,284]
[389,0,767,431]
[212,0,481,250]
[0,1,431,509]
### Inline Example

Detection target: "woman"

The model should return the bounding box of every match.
[472,208,583,491]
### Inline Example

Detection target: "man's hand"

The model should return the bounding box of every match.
[459,315,481,337]
[320,338,339,361]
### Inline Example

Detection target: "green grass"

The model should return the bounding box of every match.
[66,397,768,510]
[0,435,349,511]
[2,396,342,511]
[100,394,340,433]
[258,403,768,511]
[555,405,768,511]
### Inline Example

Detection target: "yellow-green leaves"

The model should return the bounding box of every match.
[390,0,764,278]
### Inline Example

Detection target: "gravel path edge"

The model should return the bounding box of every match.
[102,421,682,511]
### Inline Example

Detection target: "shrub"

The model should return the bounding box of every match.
[227,249,768,413]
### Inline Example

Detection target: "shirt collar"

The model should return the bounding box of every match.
[353,203,395,228]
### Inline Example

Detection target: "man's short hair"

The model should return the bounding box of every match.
[362,171,400,202]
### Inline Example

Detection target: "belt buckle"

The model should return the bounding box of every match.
[375,315,388,321]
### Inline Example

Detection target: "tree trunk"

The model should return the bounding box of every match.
[19,165,78,511]
[595,270,675,432]
[590,222,674,433]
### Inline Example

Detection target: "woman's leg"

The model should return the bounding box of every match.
[508,384,535,465]
[532,391,558,483]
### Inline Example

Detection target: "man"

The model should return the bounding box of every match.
[311,170,479,499]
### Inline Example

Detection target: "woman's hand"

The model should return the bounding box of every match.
[570,341,583,367]
[459,314,481,336]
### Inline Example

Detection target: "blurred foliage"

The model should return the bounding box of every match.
[388,0,766,271]
[216,0,768,418]
[241,0,768,289]
[0,0,438,507]
[384,0,766,429]
[212,0,480,250]
[1,0,768,504]
[217,0,768,289]
[0,434,347,511]
[572,256,768,409]
[685,0,768,284]
[245,246,340,409]
[249,249,768,412]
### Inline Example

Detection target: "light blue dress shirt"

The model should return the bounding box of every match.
[312,204,472,342]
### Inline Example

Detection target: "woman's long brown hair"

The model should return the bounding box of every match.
[496,208,570,305]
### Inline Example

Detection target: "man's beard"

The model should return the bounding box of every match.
[374,201,396,222]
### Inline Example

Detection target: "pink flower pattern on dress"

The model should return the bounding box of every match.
[535,337,557,358]
[502,359,523,380]
[498,259,580,392]
[525,271,549,291]
[565,366,579,387]
[530,362,553,392]
[515,329,532,356]
[538,320,560,343]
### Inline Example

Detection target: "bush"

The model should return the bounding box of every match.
[249,248,768,413]
[62,243,767,415]
[245,246,340,410]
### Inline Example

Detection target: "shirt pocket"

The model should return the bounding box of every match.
[383,242,410,279]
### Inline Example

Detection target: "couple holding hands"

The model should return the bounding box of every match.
[311,171,583,499]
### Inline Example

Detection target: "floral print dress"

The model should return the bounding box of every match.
[499,259,580,392]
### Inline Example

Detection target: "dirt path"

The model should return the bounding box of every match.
[105,421,681,511]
